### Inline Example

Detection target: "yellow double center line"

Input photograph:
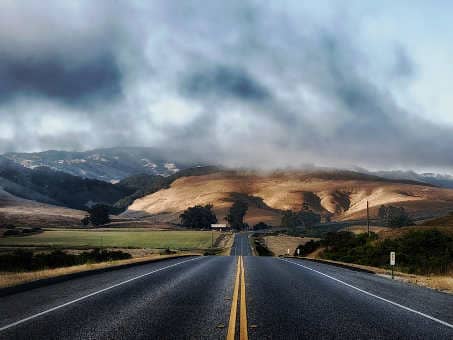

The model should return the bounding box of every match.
[227,256,248,340]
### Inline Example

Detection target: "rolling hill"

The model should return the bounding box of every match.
[0,156,133,210]
[0,186,85,228]
[124,170,453,226]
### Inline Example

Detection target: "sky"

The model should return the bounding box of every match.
[1,0,453,173]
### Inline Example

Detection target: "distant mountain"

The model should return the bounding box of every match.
[0,156,133,210]
[3,147,195,182]
[355,169,453,189]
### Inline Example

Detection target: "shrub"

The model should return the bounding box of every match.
[0,249,132,272]
[3,229,21,237]
[319,230,452,274]
[253,222,270,230]
[294,240,321,256]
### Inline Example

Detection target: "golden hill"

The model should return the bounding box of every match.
[124,170,453,226]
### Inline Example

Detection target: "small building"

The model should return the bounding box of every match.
[211,223,230,232]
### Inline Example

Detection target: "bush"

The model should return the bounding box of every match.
[254,239,273,256]
[253,222,270,230]
[294,240,321,256]
[320,230,452,274]
[3,229,21,237]
[0,249,132,272]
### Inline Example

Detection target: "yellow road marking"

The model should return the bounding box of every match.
[227,256,249,340]
[227,256,241,340]
[240,256,249,340]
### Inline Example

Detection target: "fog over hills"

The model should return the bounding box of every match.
[3,147,195,182]
[1,147,453,228]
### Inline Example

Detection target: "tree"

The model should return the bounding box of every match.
[81,216,90,226]
[88,204,111,226]
[281,209,321,233]
[378,205,414,228]
[253,222,270,230]
[180,204,217,229]
[226,201,248,230]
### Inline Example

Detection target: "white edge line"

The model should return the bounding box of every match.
[279,258,453,330]
[0,256,202,332]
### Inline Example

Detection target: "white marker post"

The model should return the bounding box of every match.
[390,251,396,279]
[297,248,300,257]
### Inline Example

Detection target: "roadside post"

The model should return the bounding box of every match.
[390,251,396,279]
[287,248,290,255]
[297,248,300,257]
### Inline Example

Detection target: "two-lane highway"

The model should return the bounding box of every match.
[230,232,253,256]
[1,233,452,339]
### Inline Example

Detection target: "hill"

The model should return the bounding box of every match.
[0,156,132,210]
[3,147,195,182]
[124,170,453,226]
[359,169,453,189]
[113,166,221,210]
[0,186,85,228]
[422,212,453,227]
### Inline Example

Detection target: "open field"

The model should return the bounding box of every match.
[0,229,221,250]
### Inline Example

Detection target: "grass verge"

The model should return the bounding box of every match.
[0,253,198,289]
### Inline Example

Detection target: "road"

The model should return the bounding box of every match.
[0,234,452,339]
[230,232,253,256]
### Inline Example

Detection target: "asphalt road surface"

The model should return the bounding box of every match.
[1,235,452,339]
[230,232,253,256]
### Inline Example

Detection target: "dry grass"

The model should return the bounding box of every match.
[377,225,453,240]
[340,225,391,234]
[264,235,319,256]
[125,171,453,225]
[0,253,198,289]
[298,256,453,294]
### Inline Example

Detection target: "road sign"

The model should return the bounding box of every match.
[390,251,395,266]
[390,251,396,279]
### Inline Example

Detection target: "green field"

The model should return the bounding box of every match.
[0,229,220,250]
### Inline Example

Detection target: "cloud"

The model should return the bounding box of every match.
[181,65,271,102]
[0,52,122,106]
[0,1,453,173]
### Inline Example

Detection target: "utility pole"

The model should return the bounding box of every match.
[367,200,370,237]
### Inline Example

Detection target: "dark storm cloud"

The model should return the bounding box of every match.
[181,65,271,102]
[0,52,122,106]
[0,1,452,173]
